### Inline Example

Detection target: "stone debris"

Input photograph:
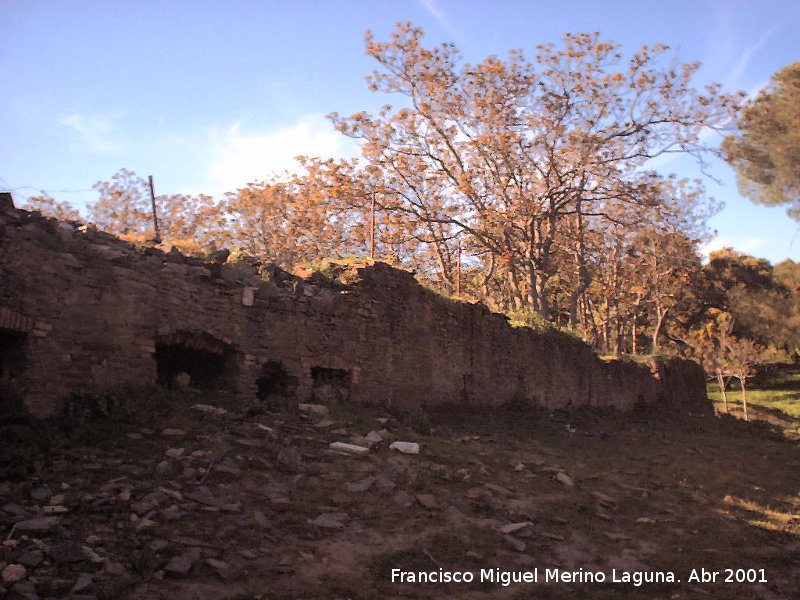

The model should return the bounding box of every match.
[298,403,329,418]
[555,472,575,487]
[309,513,348,529]
[365,430,383,444]
[345,477,375,493]
[415,494,439,510]
[329,442,369,455]
[499,521,533,535]
[2,564,27,585]
[389,441,420,454]
[191,403,228,416]
[13,516,61,533]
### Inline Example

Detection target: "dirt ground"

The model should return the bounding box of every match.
[1,391,799,600]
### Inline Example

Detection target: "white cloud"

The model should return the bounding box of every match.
[700,236,765,259]
[59,113,122,153]
[205,115,357,194]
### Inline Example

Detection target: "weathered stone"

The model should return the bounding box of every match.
[329,442,369,455]
[389,441,420,454]
[47,542,89,563]
[309,513,348,529]
[1,199,709,422]
[345,477,375,493]
[164,554,194,576]
[415,494,439,510]
[555,472,574,487]
[14,516,61,533]
[18,550,43,568]
[2,564,26,585]
[298,403,329,417]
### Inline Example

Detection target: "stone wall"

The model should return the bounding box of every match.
[0,193,709,418]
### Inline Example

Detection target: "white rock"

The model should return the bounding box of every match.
[329,442,369,455]
[389,441,420,454]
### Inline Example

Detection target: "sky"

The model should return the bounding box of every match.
[2,0,799,263]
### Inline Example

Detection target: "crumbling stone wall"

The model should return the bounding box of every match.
[0,193,708,418]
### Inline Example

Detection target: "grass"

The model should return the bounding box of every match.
[708,363,800,438]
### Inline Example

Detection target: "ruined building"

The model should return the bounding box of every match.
[0,193,708,419]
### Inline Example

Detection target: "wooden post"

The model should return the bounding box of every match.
[148,175,161,243]
[369,191,376,259]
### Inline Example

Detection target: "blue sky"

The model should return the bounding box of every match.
[2,1,799,263]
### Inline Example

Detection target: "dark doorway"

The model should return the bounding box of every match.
[0,328,27,395]
[154,331,238,391]
[311,366,351,404]
[256,360,297,401]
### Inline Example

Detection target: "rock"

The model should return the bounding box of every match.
[165,448,185,459]
[329,442,369,455]
[415,494,439,510]
[104,561,127,575]
[48,542,89,563]
[635,517,656,524]
[365,430,383,444]
[555,543,595,568]
[555,472,574,487]
[723,494,735,505]
[604,532,633,542]
[191,403,227,416]
[14,516,61,533]
[186,488,216,507]
[389,441,420,454]
[42,505,69,514]
[345,477,375,493]
[7,579,37,600]
[2,503,28,517]
[298,403,329,418]
[253,510,270,528]
[2,564,26,585]
[18,550,43,568]
[205,558,235,581]
[591,491,616,504]
[29,486,52,502]
[309,513,348,529]
[126,432,143,440]
[484,483,513,497]
[276,448,304,472]
[155,460,174,474]
[314,419,337,429]
[392,491,412,507]
[164,554,195,577]
[160,428,187,438]
[499,522,533,535]
[72,573,93,593]
[503,535,526,552]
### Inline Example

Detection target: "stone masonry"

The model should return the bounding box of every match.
[0,193,708,419]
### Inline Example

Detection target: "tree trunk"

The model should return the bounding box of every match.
[740,377,749,422]
[716,369,729,414]
[652,306,668,353]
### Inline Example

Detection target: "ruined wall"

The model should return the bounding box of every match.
[0,194,708,418]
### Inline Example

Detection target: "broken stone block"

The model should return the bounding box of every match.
[164,554,195,577]
[415,494,439,510]
[298,403,329,418]
[499,522,533,535]
[365,430,383,444]
[389,441,420,454]
[2,564,26,585]
[309,512,348,529]
[14,516,61,533]
[555,472,574,487]
[329,442,369,455]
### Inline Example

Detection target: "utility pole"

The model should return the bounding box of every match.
[148,175,161,244]
[369,190,376,259]
[456,237,462,296]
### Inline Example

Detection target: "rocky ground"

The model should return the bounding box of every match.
[1,391,799,599]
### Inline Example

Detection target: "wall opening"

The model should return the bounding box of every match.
[311,366,351,404]
[154,331,238,391]
[256,360,298,403]
[0,328,27,398]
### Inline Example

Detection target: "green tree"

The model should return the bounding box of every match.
[723,61,800,218]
